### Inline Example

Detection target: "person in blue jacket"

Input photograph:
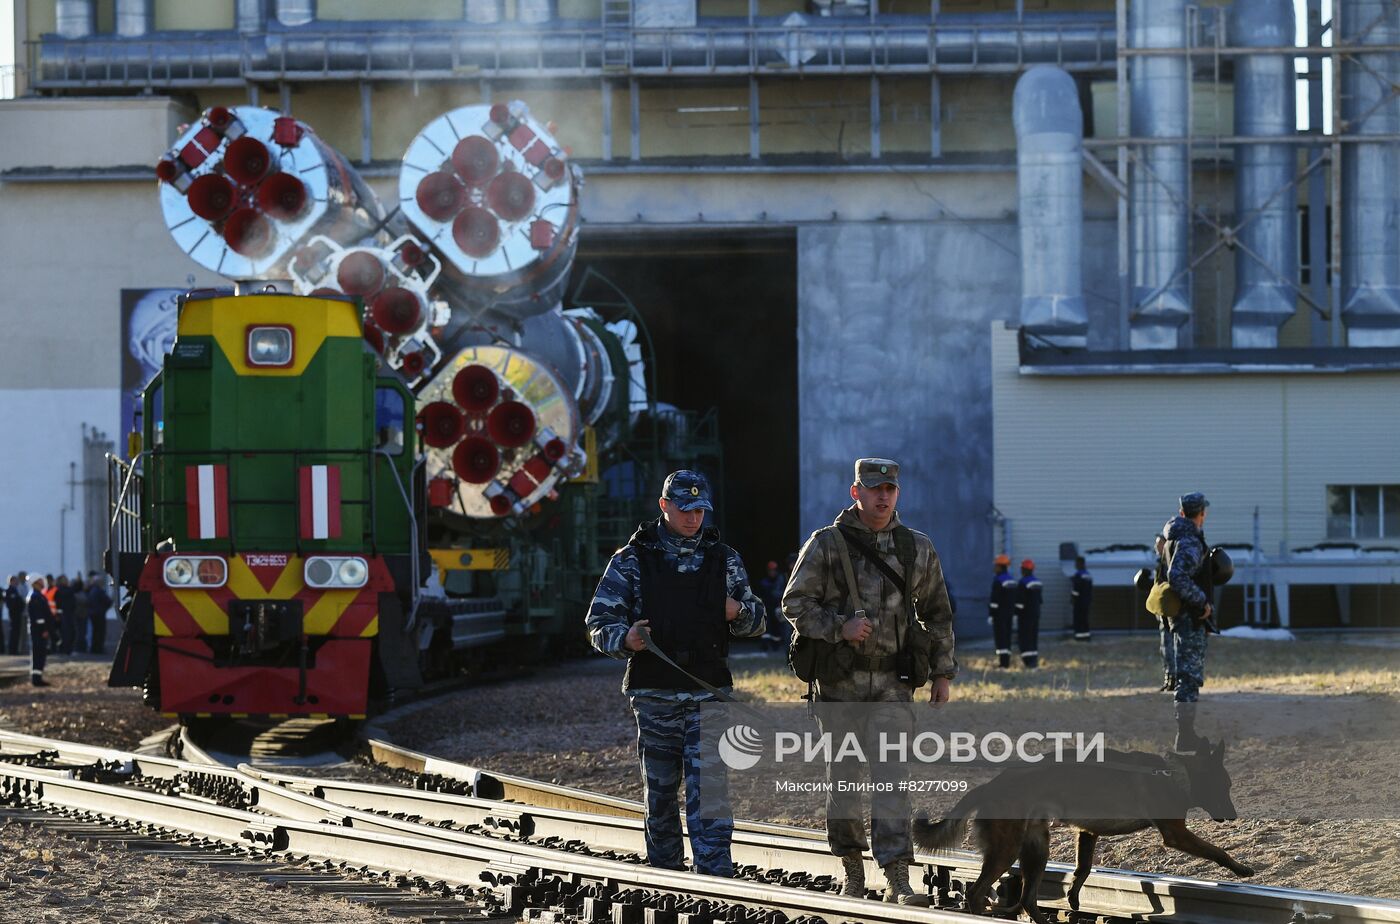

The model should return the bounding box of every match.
[1014,559,1042,669]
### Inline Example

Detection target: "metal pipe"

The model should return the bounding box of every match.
[1229,0,1297,348]
[34,14,1117,84]
[1013,64,1087,349]
[55,0,95,39]
[1128,0,1191,349]
[1339,0,1400,346]
[276,0,316,27]
[237,0,268,33]
[116,0,153,37]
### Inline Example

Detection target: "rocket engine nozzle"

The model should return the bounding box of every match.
[224,136,272,186]
[223,207,274,257]
[415,172,466,222]
[370,286,422,335]
[453,437,501,485]
[452,207,499,258]
[487,401,537,448]
[452,364,499,413]
[452,136,501,187]
[485,171,535,222]
[256,172,309,220]
[186,174,237,221]
[418,401,465,448]
[337,251,386,296]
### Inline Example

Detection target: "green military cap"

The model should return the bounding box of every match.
[855,458,900,488]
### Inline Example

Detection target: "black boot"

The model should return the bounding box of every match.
[997,651,1011,669]
[1021,652,1039,670]
[31,673,50,688]
[1174,702,1204,754]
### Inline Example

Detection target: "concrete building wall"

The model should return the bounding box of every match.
[796,218,1119,627]
[990,324,1400,625]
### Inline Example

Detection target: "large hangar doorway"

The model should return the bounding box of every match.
[571,229,799,575]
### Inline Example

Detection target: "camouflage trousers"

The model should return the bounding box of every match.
[630,696,734,876]
[1170,617,1208,703]
[814,677,916,868]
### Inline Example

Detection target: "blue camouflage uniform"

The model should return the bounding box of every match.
[1015,565,1042,668]
[1070,566,1093,640]
[1161,514,1211,703]
[585,472,765,877]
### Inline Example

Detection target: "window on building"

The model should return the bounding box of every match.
[1326,485,1400,539]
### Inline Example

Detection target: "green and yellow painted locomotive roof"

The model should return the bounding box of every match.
[178,292,363,377]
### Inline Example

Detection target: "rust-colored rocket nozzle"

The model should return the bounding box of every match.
[451,136,501,187]
[224,136,272,185]
[418,401,465,449]
[487,401,537,448]
[336,251,386,296]
[454,437,501,485]
[486,171,535,222]
[452,206,499,258]
[222,207,274,257]
[452,364,500,413]
[186,174,237,221]
[255,172,308,221]
[415,171,466,222]
[369,286,422,335]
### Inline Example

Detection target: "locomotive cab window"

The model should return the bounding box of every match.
[375,387,405,455]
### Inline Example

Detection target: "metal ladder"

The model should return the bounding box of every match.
[602,0,632,72]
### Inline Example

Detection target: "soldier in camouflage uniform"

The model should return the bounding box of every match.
[585,470,766,876]
[1158,492,1213,754]
[781,458,957,906]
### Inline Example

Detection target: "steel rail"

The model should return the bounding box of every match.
[358,738,1400,924]
[0,731,980,922]
[9,731,1400,924]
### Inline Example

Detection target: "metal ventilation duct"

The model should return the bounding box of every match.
[276,0,316,27]
[1229,0,1297,348]
[1129,0,1191,350]
[238,0,268,33]
[1340,0,1400,346]
[1013,64,1087,349]
[35,13,1116,84]
[55,0,95,38]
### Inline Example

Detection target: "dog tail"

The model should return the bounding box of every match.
[912,786,984,852]
[912,813,967,852]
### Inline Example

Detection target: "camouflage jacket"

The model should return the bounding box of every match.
[1161,516,1210,614]
[586,519,766,696]
[781,507,957,698]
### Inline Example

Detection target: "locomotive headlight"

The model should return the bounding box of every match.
[163,556,227,588]
[337,558,368,587]
[304,556,368,588]
[164,558,194,585]
[306,558,335,587]
[247,326,293,367]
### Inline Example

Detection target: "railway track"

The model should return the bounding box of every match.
[4,729,1399,924]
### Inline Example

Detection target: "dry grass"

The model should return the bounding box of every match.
[730,635,1400,702]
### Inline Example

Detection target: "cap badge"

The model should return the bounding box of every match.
[690,486,700,496]
[879,465,888,474]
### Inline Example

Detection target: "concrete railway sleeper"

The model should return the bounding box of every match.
[4,731,1400,924]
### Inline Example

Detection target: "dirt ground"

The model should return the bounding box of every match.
[0,655,170,748]
[386,635,1400,900]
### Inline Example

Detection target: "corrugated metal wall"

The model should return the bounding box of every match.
[991,325,1400,624]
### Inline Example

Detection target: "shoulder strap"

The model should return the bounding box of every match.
[829,529,867,614]
[838,525,907,594]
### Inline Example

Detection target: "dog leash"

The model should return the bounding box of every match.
[633,625,772,727]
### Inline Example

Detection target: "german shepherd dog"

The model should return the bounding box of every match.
[913,739,1254,922]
